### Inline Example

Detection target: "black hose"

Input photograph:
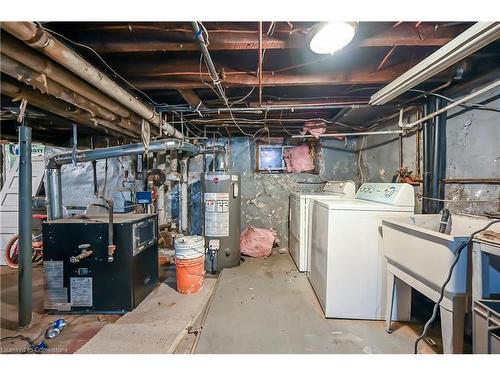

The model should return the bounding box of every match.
[1,335,36,353]
[414,219,500,354]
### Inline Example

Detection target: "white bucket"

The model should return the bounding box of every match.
[174,235,205,260]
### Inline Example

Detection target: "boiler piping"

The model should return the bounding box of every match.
[46,139,201,220]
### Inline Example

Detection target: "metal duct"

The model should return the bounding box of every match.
[46,139,201,220]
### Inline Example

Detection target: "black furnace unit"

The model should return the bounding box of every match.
[42,213,158,313]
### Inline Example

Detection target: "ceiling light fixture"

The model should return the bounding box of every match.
[309,22,358,55]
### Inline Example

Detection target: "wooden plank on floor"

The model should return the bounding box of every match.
[77,280,216,354]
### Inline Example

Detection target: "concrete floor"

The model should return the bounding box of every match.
[195,252,440,354]
[1,252,445,354]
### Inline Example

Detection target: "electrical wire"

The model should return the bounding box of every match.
[1,335,36,352]
[172,111,199,138]
[278,110,295,136]
[1,326,46,354]
[413,219,500,354]
[229,87,256,107]
[196,31,269,139]
[408,89,500,112]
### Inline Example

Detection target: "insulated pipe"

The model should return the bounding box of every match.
[1,33,143,125]
[192,22,229,106]
[1,80,139,138]
[46,139,201,220]
[1,22,182,138]
[1,54,118,123]
[1,54,140,136]
[18,124,32,327]
[47,139,200,168]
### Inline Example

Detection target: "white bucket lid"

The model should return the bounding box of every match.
[174,235,205,260]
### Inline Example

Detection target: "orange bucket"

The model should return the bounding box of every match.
[175,255,205,294]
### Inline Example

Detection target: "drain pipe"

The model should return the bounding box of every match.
[46,139,201,220]
[192,22,228,106]
[422,102,432,213]
[1,22,182,138]
[431,98,447,213]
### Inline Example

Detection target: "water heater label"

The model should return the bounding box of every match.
[70,277,93,307]
[204,193,230,237]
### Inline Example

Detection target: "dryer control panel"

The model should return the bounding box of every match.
[355,183,415,207]
[322,180,357,197]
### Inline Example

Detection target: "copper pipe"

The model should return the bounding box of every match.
[442,178,500,184]
[376,45,397,71]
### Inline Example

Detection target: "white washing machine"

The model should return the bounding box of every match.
[308,183,415,320]
[289,180,358,272]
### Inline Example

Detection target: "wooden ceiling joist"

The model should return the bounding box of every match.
[130,63,447,90]
[78,24,463,53]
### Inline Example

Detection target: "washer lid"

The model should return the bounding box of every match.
[290,191,349,199]
[313,198,414,212]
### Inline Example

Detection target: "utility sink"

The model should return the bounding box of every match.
[382,214,500,354]
[382,214,500,295]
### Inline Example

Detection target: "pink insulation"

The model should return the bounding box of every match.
[283,145,314,173]
[240,227,277,258]
[302,120,326,139]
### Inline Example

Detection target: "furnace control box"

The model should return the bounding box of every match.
[42,213,158,313]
